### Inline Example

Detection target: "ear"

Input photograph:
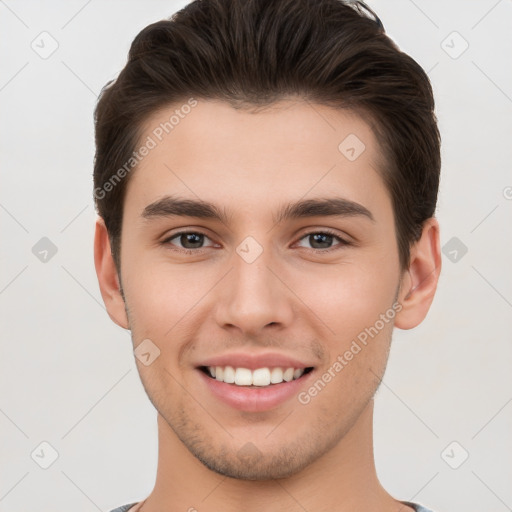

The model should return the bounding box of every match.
[394,217,442,330]
[94,216,130,329]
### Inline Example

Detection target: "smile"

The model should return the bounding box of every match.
[197,364,316,412]
[200,365,314,387]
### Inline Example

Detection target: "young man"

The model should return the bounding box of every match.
[93,1,442,511]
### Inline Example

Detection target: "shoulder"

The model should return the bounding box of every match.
[403,501,437,512]
[107,504,138,512]
[109,500,437,512]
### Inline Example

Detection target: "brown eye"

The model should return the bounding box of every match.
[296,230,350,252]
[177,232,204,249]
[163,231,217,252]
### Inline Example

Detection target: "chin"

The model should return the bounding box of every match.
[195,451,309,481]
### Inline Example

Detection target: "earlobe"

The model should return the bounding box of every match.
[93,217,130,330]
[394,217,442,330]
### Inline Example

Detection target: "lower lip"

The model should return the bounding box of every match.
[197,369,314,412]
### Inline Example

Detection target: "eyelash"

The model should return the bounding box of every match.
[161,229,351,255]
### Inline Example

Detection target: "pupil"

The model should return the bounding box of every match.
[311,233,332,249]
[182,233,203,248]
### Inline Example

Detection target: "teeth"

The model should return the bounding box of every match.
[235,368,253,386]
[223,365,235,383]
[253,368,271,386]
[270,367,283,384]
[206,366,307,386]
[284,368,295,381]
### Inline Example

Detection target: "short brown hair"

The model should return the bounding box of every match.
[93,0,441,273]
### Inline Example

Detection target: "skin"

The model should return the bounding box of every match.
[95,98,441,512]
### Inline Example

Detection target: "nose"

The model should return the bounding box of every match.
[213,243,295,337]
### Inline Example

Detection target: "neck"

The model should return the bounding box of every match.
[140,400,409,512]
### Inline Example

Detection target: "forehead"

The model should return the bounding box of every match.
[125,98,391,223]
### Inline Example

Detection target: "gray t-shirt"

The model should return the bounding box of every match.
[109,500,436,512]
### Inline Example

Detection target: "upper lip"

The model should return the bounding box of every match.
[197,352,315,370]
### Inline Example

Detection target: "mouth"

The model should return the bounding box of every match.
[198,365,314,387]
[195,353,317,411]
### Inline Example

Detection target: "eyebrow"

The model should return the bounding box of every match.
[141,195,375,225]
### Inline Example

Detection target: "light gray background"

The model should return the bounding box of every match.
[1,1,511,511]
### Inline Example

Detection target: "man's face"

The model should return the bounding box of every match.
[117,99,404,479]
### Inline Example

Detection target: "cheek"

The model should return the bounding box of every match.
[122,260,194,340]
[295,262,398,395]
[295,259,398,341]
[121,222,399,345]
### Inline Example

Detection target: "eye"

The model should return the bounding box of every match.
[295,229,350,252]
[162,231,217,252]
[161,229,351,255]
